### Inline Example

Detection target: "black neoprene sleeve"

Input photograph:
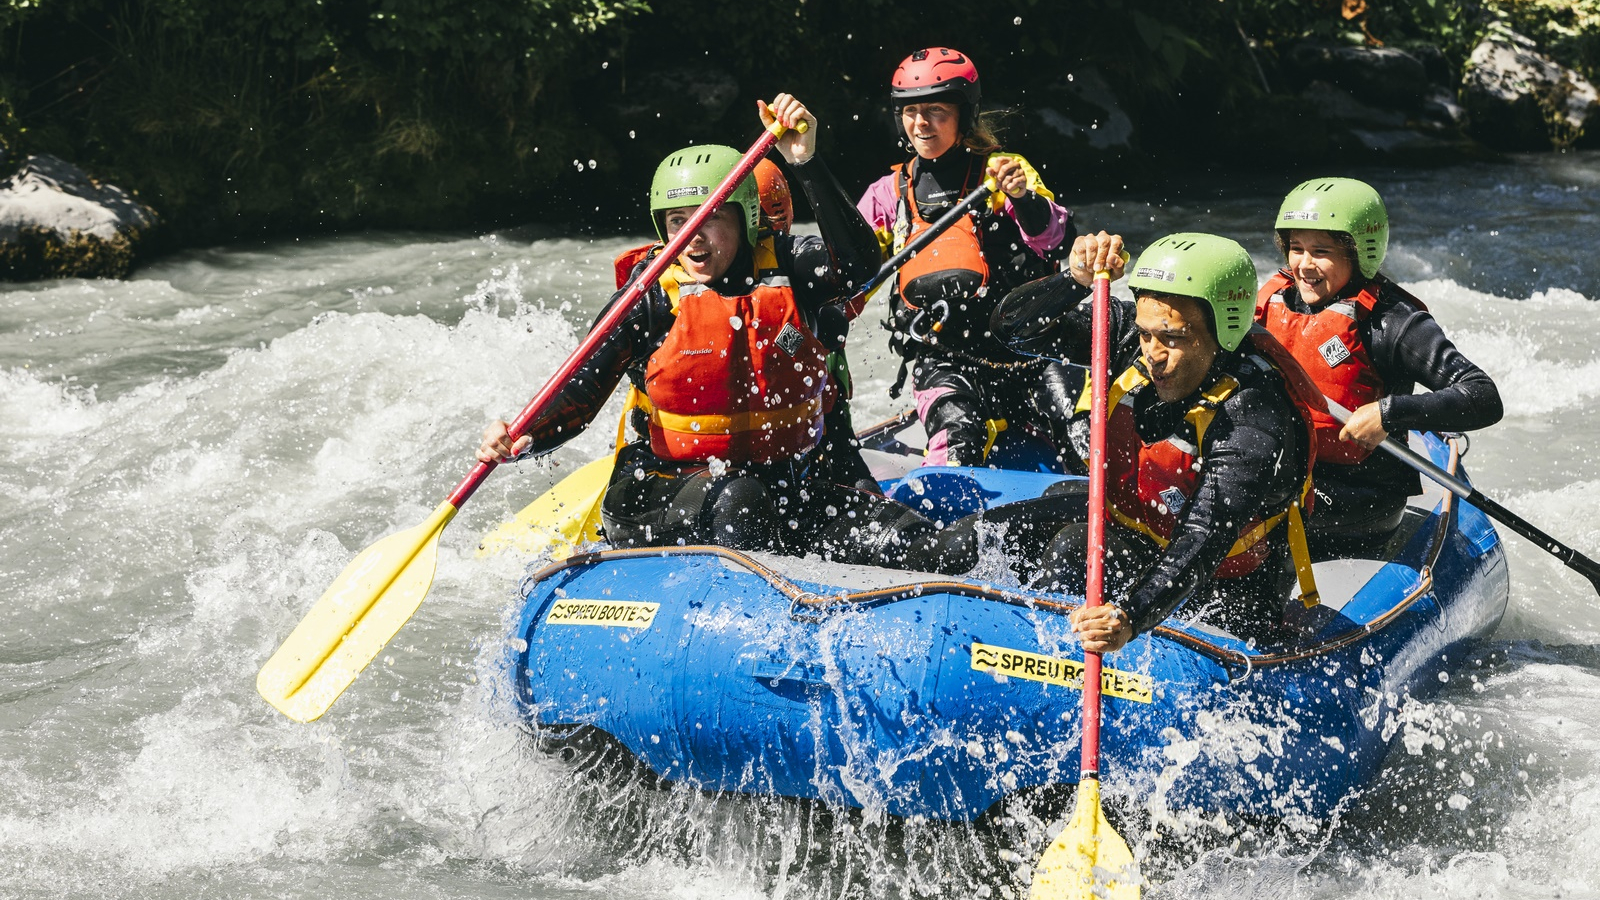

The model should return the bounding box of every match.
[1366,292,1503,434]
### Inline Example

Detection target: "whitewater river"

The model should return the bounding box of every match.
[2,152,1598,898]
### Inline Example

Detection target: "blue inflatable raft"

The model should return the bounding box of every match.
[506,416,1509,822]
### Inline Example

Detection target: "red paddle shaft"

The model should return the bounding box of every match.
[445,128,787,509]
[1081,271,1112,777]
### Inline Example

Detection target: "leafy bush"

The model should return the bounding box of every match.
[1,0,647,239]
[1489,0,1600,78]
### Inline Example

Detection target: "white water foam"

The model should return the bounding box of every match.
[3,161,1599,898]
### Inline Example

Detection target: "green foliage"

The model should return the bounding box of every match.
[0,0,648,239]
[0,0,1591,249]
[1489,0,1600,79]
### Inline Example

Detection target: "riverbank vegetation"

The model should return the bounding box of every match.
[2,0,1595,248]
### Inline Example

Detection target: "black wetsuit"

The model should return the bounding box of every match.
[988,274,1310,640]
[1267,276,1502,553]
[516,155,975,574]
[884,149,1079,467]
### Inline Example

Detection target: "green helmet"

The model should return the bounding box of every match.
[649,144,759,248]
[1275,177,1388,280]
[1127,233,1258,352]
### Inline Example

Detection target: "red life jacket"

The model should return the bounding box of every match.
[640,240,832,465]
[1102,330,1321,592]
[891,159,989,310]
[613,242,658,290]
[1255,271,1426,466]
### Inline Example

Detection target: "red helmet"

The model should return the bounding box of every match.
[890,47,981,113]
[754,158,793,235]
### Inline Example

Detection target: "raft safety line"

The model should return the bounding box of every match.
[520,438,1466,673]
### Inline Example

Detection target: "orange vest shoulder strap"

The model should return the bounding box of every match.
[613,242,658,290]
[1256,269,1295,315]
[1244,328,1324,478]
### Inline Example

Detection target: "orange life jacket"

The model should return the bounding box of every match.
[891,159,989,310]
[613,242,658,290]
[1255,271,1426,466]
[1101,329,1321,600]
[640,240,832,465]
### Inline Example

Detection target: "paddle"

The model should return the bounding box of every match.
[256,121,802,724]
[475,454,611,559]
[476,176,1000,560]
[1324,398,1600,594]
[1030,266,1139,900]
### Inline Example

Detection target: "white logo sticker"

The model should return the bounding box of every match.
[1159,486,1187,516]
[774,322,805,357]
[1318,336,1352,367]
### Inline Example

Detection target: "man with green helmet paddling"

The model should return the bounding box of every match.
[990,232,1323,650]
[476,95,975,573]
[1258,177,1501,557]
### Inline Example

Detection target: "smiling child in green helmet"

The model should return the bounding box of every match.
[477,95,975,574]
[1256,177,1502,557]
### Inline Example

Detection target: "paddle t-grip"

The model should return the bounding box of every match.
[764,104,810,134]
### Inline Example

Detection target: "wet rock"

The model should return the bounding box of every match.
[1300,80,1408,130]
[1283,43,1432,112]
[0,155,158,280]
[612,66,740,125]
[1462,30,1600,150]
[1032,69,1135,152]
[1420,86,1467,129]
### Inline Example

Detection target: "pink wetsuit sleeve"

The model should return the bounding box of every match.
[1001,194,1071,258]
[856,173,900,231]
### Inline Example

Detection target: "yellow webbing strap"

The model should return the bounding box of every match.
[614,387,643,456]
[875,227,896,259]
[981,418,1008,462]
[753,236,778,273]
[1103,365,1148,412]
[634,393,823,436]
[660,264,689,315]
[1287,498,1321,607]
[1186,376,1239,452]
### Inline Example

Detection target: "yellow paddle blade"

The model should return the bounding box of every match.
[475,455,612,559]
[257,500,459,722]
[1029,779,1140,900]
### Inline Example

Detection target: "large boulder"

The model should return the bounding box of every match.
[1032,68,1136,153]
[0,155,158,280]
[1282,43,1433,112]
[1462,30,1600,150]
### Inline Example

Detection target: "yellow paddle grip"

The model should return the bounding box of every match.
[765,104,810,135]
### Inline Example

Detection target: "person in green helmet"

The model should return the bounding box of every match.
[987,231,1325,651]
[477,95,975,573]
[1257,177,1502,557]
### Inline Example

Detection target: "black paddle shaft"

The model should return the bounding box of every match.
[1324,396,1600,594]
[1466,489,1600,592]
[864,183,995,294]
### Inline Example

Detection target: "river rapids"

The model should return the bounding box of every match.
[2,153,1598,899]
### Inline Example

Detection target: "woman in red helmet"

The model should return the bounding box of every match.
[858,47,1080,469]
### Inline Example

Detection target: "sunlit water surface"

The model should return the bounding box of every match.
[2,153,1598,899]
